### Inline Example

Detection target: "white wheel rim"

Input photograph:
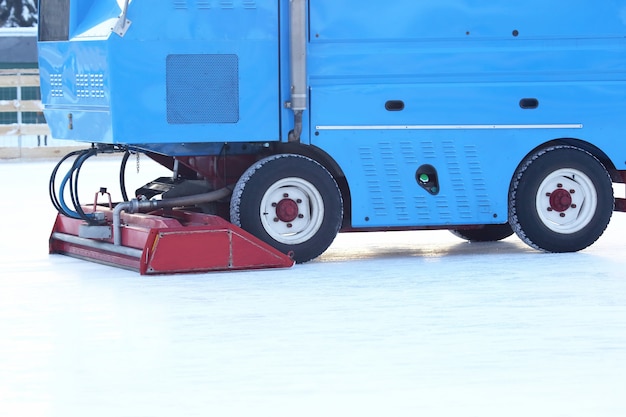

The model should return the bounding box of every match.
[535,168,597,234]
[259,177,325,245]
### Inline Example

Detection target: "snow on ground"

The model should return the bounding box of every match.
[1,157,626,417]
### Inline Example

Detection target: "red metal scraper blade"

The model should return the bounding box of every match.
[144,223,294,274]
[50,209,294,275]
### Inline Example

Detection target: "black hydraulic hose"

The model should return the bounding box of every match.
[152,186,233,208]
[49,149,86,218]
[49,148,99,224]
[70,148,98,223]
[119,150,131,202]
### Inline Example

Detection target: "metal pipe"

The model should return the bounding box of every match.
[120,0,130,23]
[288,0,307,142]
[113,0,132,37]
[52,232,143,259]
[150,187,232,209]
[289,110,303,143]
[113,201,135,246]
[113,187,232,246]
[172,158,179,180]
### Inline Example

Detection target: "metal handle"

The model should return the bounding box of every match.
[113,0,132,37]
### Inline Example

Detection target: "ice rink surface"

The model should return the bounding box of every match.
[1,157,625,417]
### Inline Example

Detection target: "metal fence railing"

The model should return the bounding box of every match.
[0,68,50,136]
[0,68,85,158]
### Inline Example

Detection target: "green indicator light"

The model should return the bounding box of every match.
[419,174,430,183]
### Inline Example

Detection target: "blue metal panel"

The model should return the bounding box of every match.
[107,1,280,144]
[39,0,281,146]
[307,0,626,227]
[71,0,119,38]
[309,0,626,41]
[313,128,578,227]
[38,39,113,142]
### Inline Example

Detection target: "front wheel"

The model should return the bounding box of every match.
[230,154,343,263]
[509,146,614,252]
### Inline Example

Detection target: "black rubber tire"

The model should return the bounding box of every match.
[509,145,614,253]
[450,223,514,242]
[230,154,343,263]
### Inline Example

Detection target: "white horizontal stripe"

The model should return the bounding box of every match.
[315,124,583,131]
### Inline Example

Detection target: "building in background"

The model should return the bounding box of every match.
[1,0,37,67]
[0,1,75,157]
[0,27,36,68]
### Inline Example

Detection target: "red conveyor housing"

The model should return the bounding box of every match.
[49,207,294,275]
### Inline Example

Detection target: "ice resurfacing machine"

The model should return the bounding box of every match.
[38,0,626,273]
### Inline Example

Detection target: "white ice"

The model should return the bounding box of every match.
[1,157,625,417]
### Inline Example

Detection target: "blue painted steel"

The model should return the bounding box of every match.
[38,0,280,145]
[38,0,626,229]
[306,0,626,227]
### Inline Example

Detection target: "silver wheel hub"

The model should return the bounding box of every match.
[260,178,325,244]
[535,168,597,234]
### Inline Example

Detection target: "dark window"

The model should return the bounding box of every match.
[38,0,70,41]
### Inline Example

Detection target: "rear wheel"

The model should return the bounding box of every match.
[230,154,343,263]
[450,223,514,242]
[509,146,614,252]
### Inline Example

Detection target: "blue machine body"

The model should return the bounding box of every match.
[38,0,626,229]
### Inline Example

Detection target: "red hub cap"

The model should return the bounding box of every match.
[275,199,299,222]
[549,189,573,212]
